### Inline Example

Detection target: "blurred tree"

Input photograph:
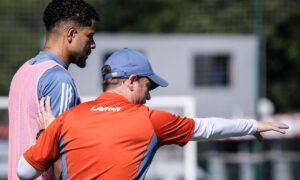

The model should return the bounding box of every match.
[174,0,299,36]
[266,8,300,112]
[0,0,299,115]
[90,0,194,32]
[0,0,47,95]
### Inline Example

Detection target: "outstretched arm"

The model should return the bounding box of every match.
[190,117,288,141]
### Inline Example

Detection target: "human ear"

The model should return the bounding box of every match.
[127,74,138,91]
[66,27,77,43]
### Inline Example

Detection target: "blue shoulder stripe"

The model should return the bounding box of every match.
[135,133,158,180]
[59,135,68,180]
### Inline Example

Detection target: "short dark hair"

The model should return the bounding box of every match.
[101,65,152,92]
[43,0,99,32]
[101,65,126,92]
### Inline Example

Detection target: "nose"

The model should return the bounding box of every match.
[146,91,151,100]
[90,39,96,49]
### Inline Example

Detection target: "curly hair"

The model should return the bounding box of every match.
[43,0,99,31]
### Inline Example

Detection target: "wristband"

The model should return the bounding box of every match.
[36,129,45,140]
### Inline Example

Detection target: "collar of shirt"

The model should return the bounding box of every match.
[96,92,131,104]
[31,51,68,70]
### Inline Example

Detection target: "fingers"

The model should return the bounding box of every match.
[37,106,41,118]
[37,111,42,130]
[254,132,263,142]
[39,97,46,114]
[37,100,44,130]
[45,96,55,125]
[37,96,55,129]
[272,127,287,134]
[257,121,289,135]
[276,122,289,129]
[45,96,52,113]
[271,122,289,134]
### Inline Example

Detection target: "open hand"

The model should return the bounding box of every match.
[37,96,55,130]
[254,121,289,142]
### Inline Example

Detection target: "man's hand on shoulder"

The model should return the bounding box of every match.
[37,96,55,130]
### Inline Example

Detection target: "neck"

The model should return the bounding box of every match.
[106,88,132,103]
[43,34,70,67]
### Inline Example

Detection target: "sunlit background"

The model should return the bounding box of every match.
[0,0,300,179]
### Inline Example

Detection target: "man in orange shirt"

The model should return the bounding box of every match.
[17,48,288,180]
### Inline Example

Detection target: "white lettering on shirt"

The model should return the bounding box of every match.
[91,106,122,112]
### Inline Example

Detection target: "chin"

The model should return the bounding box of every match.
[76,59,87,68]
[136,101,145,105]
[76,63,86,68]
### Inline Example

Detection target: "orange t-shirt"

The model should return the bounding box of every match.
[24,92,195,179]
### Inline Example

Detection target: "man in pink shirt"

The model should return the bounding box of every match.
[8,0,99,179]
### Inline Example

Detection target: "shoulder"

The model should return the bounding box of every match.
[44,66,72,81]
[148,109,194,130]
[38,66,75,97]
[149,109,174,119]
[40,66,73,84]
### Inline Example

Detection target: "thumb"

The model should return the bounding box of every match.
[254,132,263,142]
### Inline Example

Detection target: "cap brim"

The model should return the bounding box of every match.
[148,74,168,90]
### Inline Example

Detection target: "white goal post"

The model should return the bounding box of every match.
[146,96,197,180]
[0,97,8,110]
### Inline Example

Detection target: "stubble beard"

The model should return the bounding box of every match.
[76,49,91,68]
[76,58,87,68]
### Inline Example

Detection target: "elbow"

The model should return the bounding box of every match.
[17,169,37,180]
[17,156,38,180]
[17,157,26,180]
[17,168,31,180]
